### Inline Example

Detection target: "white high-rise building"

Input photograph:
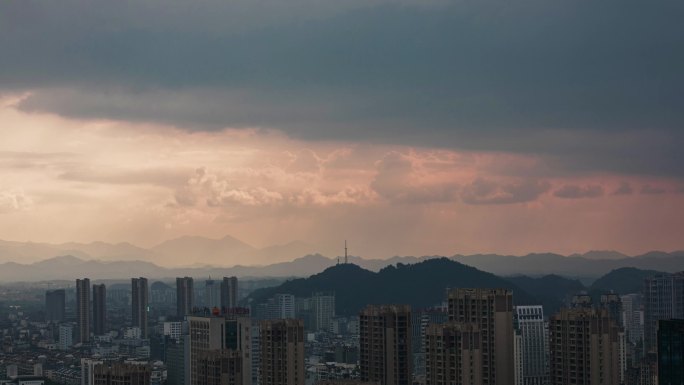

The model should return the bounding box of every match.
[163,321,183,341]
[312,292,335,332]
[272,294,295,319]
[81,358,103,385]
[59,324,74,350]
[621,293,644,344]
[204,279,221,309]
[514,305,548,385]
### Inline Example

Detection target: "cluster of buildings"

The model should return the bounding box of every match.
[1,270,683,385]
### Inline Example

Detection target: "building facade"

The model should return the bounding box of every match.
[221,277,239,310]
[76,278,91,343]
[131,278,149,338]
[92,362,151,385]
[425,322,482,385]
[93,284,107,336]
[621,293,644,345]
[447,288,515,385]
[514,305,548,385]
[549,308,622,385]
[46,289,66,322]
[359,304,412,385]
[188,315,252,385]
[259,318,305,385]
[176,277,194,318]
[643,273,684,352]
[657,319,684,385]
[312,292,335,332]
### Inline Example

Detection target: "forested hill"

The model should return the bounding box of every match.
[247,258,537,315]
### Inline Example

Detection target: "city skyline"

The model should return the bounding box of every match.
[1,0,683,264]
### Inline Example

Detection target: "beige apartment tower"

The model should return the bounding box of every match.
[446,288,515,385]
[188,315,252,385]
[359,304,412,385]
[93,362,151,385]
[425,322,482,385]
[259,318,305,385]
[549,307,622,385]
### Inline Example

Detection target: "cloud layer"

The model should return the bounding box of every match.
[1,0,683,177]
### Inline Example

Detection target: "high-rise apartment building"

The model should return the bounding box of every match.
[600,293,623,326]
[221,276,238,310]
[205,280,221,309]
[549,307,622,385]
[82,358,104,385]
[657,319,684,385]
[514,305,548,385]
[92,362,151,385]
[166,335,190,385]
[93,284,107,336]
[447,288,515,385]
[46,289,66,322]
[59,324,73,350]
[621,293,644,345]
[132,277,149,338]
[411,307,448,378]
[197,350,245,385]
[312,292,335,332]
[359,304,412,385]
[76,278,91,343]
[176,277,194,318]
[425,322,482,385]
[643,272,684,352]
[188,315,252,385]
[260,318,305,385]
[269,294,295,319]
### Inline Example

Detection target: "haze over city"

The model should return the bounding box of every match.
[1,2,684,385]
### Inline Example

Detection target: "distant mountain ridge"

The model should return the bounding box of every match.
[0,235,682,281]
[0,236,320,267]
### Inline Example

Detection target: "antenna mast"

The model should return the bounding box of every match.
[345,240,348,264]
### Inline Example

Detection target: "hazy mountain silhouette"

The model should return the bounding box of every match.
[0,234,683,281]
[452,251,684,277]
[151,235,257,266]
[589,267,663,295]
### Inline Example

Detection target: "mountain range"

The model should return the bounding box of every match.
[0,236,319,267]
[0,235,682,281]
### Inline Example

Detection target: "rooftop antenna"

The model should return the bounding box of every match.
[345,240,348,264]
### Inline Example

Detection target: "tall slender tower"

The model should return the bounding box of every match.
[344,240,348,264]
[221,276,238,310]
[176,277,194,318]
[76,278,91,343]
[132,277,149,338]
[92,284,107,336]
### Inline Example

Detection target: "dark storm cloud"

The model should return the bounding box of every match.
[1,0,683,177]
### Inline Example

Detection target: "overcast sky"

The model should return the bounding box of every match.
[1,0,683,261]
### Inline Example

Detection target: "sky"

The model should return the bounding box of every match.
[0,0,683,260]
